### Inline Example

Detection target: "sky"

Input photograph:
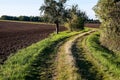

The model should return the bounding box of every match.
[0,0,98,19]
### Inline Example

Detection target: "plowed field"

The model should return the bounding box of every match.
[0,21,66,63]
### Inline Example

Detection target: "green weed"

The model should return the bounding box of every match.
[85,33,120,80]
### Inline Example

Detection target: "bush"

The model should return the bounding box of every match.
[64,5,87,31]
[65,14,85,31]
[93,0,120,52]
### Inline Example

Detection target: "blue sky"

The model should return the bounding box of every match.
[0,0,98,19]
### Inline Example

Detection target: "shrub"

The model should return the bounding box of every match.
[64,5,87,31]
[93,0,120,52]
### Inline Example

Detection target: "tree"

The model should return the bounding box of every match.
[94,0,120,52]
[1,15,9,20]
[40,0,67,34]
[19,16,30,21]
[0,15,19,20]
[64,5,88,31]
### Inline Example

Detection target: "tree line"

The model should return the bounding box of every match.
[40,0,100,33]
[0,15,100,24]
[40,0,86,33]
[86,19,100,24]
[0,15,50,22]
[40,0,119,52]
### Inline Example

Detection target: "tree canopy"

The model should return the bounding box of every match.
[64,5,88,31]
[94,0,120,52]
[40,0,67,34]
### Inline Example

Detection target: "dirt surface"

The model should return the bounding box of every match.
[55,31,95,80]
[85,23,100,28]
[0,21,66,64]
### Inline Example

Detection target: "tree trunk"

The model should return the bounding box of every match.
[55,22,59,34]
[55,20,59,34]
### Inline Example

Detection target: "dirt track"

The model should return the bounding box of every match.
[0,21,66,63]
[55,30,95,80]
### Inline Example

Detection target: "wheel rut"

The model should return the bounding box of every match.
[55,30,95,80]
[72,34,103,80]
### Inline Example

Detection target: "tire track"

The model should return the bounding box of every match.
[72,33,103,80]
[55,30,95,80]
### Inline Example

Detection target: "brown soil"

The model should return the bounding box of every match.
[85,23,100,28]
[0,21,66,64]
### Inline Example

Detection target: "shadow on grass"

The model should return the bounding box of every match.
[25,43,57,80]
[24,37,67,80]
[92,34,120,67]
[25,48,55,80]
[72,39,103,80]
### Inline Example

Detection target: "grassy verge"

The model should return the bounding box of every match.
[0,29,90,80]
[84,33,120,80]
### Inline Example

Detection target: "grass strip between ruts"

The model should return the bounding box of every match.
[85,33,120,80]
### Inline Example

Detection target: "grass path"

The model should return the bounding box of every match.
[73,32,120,80]
[55,30,95,80]
[72,34,103,80]
[83,33,120,80]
